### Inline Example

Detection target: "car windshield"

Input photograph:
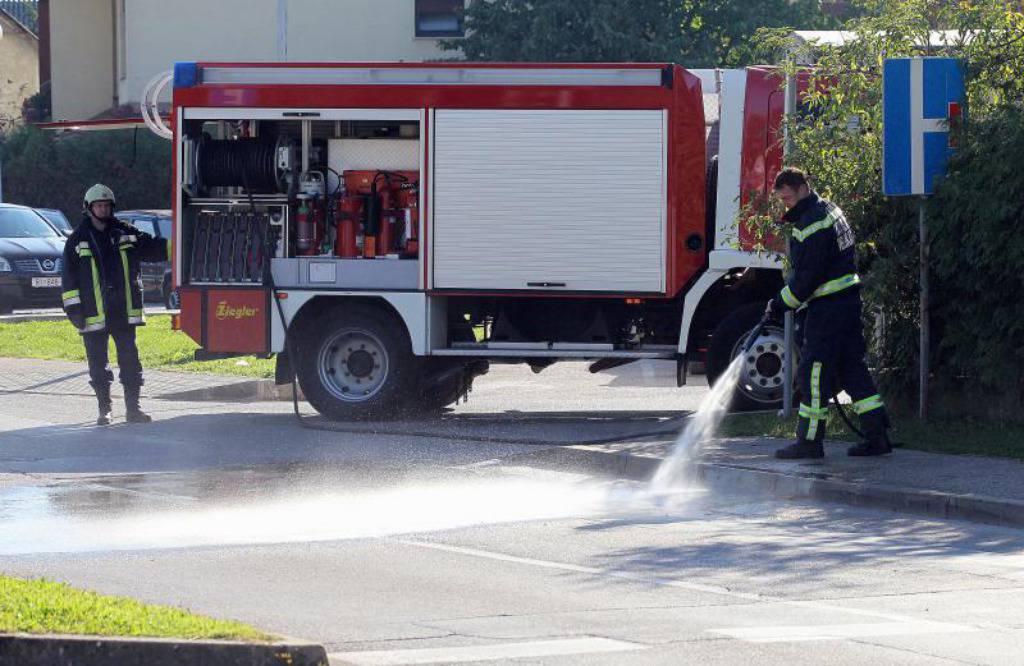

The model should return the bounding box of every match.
[158,219,171,237]
[38,209,72,233]
[0,208,61,238]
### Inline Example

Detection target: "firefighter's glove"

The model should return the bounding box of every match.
[65,305,85,331]
[765,298,785,322]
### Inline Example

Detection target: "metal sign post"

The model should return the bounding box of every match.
[919,201,929,419]
[883,57,964,421]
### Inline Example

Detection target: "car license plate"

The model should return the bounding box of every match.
[31,277,61,288]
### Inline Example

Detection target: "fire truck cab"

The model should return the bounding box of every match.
[164,62,789,419]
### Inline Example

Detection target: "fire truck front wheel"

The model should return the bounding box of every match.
[707,302,789,412]
[297,305,417,420]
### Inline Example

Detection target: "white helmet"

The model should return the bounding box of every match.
[84,183,116,210]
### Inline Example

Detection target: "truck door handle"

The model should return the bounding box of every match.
[527,282,566,288]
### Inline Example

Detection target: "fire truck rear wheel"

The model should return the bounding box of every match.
[297,305,416,420]
[707,302,788,412]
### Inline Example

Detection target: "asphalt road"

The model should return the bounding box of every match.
[1,362,1023,665]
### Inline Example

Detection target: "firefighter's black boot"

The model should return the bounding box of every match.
[775,439,825,459]
[848,410,892,456]
[124,385,152,424]
[847,431,892,456]
[92,382,113,426]
[847,427,893,456]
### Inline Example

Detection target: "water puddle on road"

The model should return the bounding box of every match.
[0,359,744,556]
[0,474,708,555]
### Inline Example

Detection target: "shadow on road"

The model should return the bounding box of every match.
[576,499,1024,590]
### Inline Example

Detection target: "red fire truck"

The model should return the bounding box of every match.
[158,62,790,419]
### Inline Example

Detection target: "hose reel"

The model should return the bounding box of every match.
[194,135,295,194]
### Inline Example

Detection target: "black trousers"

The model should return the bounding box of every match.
[83,319,143,389]
[796,293,888,444]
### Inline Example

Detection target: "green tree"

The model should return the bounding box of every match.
[758,0,1024,416]
[443,0,845,67]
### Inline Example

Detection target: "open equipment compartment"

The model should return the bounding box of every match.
[175,110,423,352]
[178,112,423,277]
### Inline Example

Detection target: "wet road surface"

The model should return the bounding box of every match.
[2,361,1024,664]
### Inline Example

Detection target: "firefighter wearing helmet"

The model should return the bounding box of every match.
[765,167,892,459]
[60,184,168,425]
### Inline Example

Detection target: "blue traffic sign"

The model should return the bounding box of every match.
[883,58,964,196]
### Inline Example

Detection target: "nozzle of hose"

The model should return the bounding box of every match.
[742,314,771,355]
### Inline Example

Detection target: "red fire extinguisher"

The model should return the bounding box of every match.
[335,195,362,258]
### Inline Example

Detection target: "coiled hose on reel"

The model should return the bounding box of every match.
[196,136,287,192]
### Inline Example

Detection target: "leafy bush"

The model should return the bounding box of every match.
[928,104,1024,412]
[20,82,50,124]
[0,124,170,220]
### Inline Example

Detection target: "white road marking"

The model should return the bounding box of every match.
[942,552,1024,581]
[710,620,976,643]
[328,637,645,665]
[394,539,979,630]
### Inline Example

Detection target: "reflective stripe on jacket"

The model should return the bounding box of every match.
[777,192,860,311]
[61,218,167,334]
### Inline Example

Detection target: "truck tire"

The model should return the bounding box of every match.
[414,323,487,414]
[163,276,180,310]
[416,359,488,414]
[297,304,417,420]
[706,302,789,412]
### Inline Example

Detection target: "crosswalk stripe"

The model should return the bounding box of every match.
[328,637,646,665]
[709,620,976,643]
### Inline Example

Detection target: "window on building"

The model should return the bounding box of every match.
[415,0,463,38]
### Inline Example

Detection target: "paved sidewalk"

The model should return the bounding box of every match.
[522,435,1024,527]
[0,358,685,446]
[0,305,176,324]
[0,357,266,400]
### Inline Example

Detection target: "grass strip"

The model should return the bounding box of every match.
[0,575,272,641]
[0,316,274,378]
[720,410,1024,460]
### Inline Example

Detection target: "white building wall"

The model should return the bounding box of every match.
[0,12,40,125]
[118,0,278,109]
[50,0,114,121]
[286,0,452,63]
[50,0,461,121]
[118,0,455,113]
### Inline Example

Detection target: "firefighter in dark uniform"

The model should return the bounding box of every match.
[61,184,168,425]
[766,168,892,458]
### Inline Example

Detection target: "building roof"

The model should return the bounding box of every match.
[791,30,976,48]
[0,1,38,38]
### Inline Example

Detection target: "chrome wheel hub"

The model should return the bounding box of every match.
[317,330,389,402]
[732,325,789,405]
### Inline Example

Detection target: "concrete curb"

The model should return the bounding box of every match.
[515,444,1024,528]
[0,314,66,324]
[157,379,295,402]
[0,633,328,666]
